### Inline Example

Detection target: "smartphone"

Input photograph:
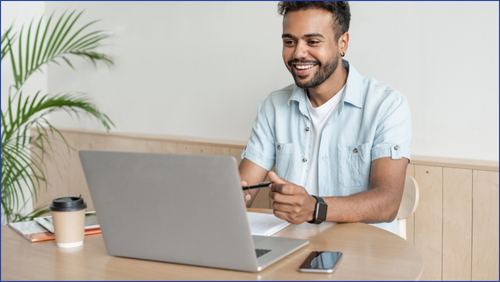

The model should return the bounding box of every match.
[298,251,343,273]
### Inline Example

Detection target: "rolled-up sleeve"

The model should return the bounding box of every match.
[371,93,412,163]
[241,100,276,171]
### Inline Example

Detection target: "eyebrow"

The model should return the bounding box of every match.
[281,33,325,39]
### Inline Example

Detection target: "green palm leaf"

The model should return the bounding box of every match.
[1,91,115,223]
[1,9,115,223]
[4,9,113,91]
[1,25,16,61]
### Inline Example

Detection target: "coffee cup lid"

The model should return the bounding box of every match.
[50,195,87,211]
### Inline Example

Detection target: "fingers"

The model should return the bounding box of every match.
[244,191,251,202]
[268,171,288,184]
[268,178,315,224]
[268,172,298,195]
[270,190,308,206]
[272,203,306,225]
[272,196,316,224]
[269,182,304,196]
[241,180,252,203]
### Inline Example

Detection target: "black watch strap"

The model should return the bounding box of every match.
[308,195,328,224]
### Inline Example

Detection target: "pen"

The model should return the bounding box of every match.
[242,181,272,190]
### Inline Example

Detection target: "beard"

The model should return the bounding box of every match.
[287,54,339,89]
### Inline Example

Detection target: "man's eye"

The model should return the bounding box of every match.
[283,40,295,46]
[309,40,320,45]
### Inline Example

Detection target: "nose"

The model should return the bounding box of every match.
[293,41,308,59]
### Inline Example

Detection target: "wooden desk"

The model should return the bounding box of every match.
[1,209,423,280]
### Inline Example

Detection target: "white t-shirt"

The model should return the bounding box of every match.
[303,86,345,196]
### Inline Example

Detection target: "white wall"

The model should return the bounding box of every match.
[348,2,499,161]
[4,1,498,162]
[45,1,290,143]
[1,1,47,110]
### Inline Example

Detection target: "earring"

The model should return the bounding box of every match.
[341,51,345,57]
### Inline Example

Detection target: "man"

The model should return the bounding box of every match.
[240,1,411,234]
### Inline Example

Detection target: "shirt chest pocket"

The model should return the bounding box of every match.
[338,143,371,188]
[275,142,296,180]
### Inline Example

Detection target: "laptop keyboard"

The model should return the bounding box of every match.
[255,248,271,258]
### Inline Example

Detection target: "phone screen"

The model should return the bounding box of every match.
[298,251,343,273]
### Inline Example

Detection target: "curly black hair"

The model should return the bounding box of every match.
[278,1,350,40]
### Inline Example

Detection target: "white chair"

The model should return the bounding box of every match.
[397,175,419,240]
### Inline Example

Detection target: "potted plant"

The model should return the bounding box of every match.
[1,10,115,223]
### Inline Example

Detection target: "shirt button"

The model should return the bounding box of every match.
[277,145,281,150]
[302,158,307,162]
[353,148,358,154]
[394,145,399,150]
[305,126,310,132]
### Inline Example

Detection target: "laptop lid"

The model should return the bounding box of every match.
[79,150,308,272]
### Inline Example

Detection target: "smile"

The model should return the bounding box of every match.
[294,64,315,70]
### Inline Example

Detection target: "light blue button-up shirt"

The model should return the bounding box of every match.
[241,60,412,234]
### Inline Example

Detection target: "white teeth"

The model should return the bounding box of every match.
[295,65,314,70]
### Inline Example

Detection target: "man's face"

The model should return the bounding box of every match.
[282,9,340,89]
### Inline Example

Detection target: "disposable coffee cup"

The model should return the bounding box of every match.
[50,195,87,248]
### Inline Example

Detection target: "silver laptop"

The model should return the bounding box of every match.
[79,150,309,272]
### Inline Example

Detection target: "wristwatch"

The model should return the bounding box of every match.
[308,195,328,224]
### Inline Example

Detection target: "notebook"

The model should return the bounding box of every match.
[8,221,55,243]
[247,212,290,236]
[79,150,309,272]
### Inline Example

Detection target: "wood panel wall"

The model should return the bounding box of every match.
[31,128,499,280]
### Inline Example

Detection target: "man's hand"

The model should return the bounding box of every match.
[268,171,316,224]
[239,159,268,208]
[241,180,252,205]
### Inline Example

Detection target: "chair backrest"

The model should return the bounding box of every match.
[397,175,419,239]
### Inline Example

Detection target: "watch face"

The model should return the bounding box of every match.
[318,202,328,221]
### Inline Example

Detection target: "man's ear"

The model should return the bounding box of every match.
[339,32,350,54]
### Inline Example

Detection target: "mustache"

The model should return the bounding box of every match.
[287,59,320,67]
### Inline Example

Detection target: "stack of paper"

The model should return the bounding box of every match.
[8,211,101,243]
[247,212,290,236]
[8,221,55,242]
